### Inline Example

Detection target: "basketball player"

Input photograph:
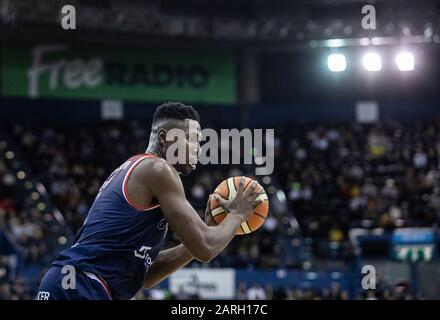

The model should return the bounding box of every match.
[37,102,262,300]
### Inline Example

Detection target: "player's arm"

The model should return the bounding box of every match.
[143,243,191,289]
[143,198,214,289]
[137,158,260,263]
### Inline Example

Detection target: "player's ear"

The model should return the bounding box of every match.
[157,128,169,156]
[157,128,168,147]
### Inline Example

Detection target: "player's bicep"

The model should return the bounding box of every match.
[147,162,207,244]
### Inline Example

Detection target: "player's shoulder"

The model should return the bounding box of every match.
[134,154,178,181]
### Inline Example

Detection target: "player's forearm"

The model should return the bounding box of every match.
[200,213,243,261]
[143,243,193,290]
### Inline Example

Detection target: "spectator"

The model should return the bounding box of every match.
[247,283,266,300]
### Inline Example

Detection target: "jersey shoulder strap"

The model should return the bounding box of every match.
[122,153,159,212]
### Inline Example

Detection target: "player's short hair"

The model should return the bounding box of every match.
[152,102,200,125]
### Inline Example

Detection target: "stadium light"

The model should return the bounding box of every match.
[327,53,346,72]
[362,52,382,72]
[395,52,414,71]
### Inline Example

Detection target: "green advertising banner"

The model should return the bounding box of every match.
[1,44,236,104]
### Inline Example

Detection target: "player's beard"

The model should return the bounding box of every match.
[175,163,195,176]
[181,145,198,175]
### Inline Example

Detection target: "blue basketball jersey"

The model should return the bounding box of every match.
[52,153,169,300]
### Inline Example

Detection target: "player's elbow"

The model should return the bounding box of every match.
[191,244,216,263]
[193,251,214,263]
[183,225,218,263]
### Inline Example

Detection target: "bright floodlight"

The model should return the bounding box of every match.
[362,52,382,72]
[396,52,414,71]
[327,53,346,72]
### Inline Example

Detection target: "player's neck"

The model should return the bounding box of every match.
[145,144,164,159]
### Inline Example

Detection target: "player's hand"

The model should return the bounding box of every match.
[204,194,216,226]
[212,177,262,222]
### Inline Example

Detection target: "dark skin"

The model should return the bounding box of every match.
[125,118,262,290]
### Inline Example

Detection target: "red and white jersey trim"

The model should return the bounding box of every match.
[122,153,160,212]
[83,271,113,300]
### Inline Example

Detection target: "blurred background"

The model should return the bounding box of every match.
[1,0,440,300]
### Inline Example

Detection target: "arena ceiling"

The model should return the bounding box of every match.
[0,0,439,50]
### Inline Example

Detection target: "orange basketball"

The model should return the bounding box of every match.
[209,176,269,235]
